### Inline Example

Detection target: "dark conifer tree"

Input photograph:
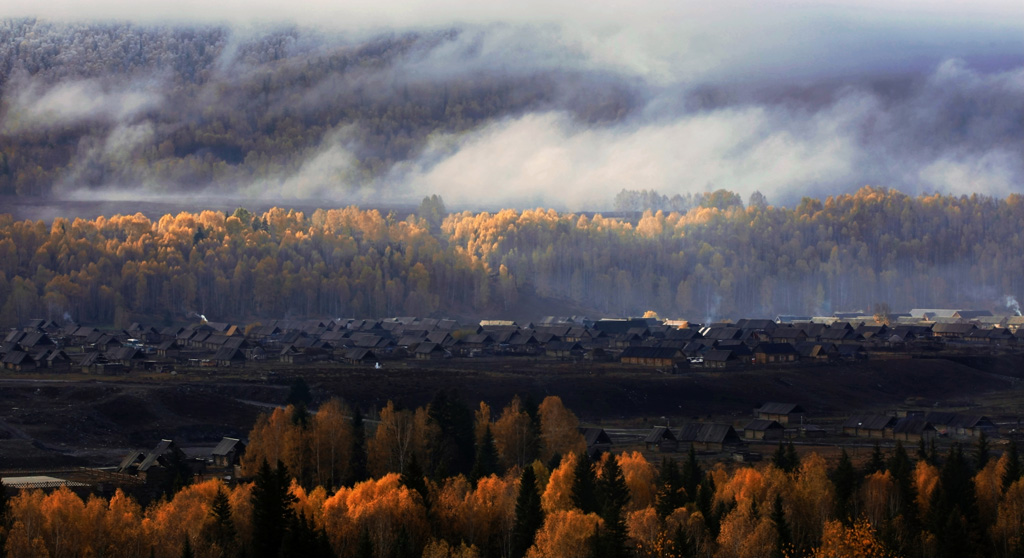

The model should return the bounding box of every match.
[886,441,919,555]
[181,537,195,558]
[975,431,990,471]
[571,453,600,515]
[770,495,792,558]
[511,465,544,558]
[918,438,930,463]
[205,488,237,558]
[928,444,981,558]
[784,442,800,473]
[655,458,684,518]
[251,459,297,558]
[349,407,369,485]
[681,447,703,503]
[471,424,501,483]
[279,513,335,558]
[772,441,788,471]
[427,389,476,479]
[400,454,429,505]
[865,442,885,475]
[597,456,630,558]
[696,477,721,537]
[1003,440,1022,493]
[832,448,858,526]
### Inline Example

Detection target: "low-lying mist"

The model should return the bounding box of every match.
[0,5,1022,210]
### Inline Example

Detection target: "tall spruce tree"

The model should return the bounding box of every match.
[349,407,369,485]
[571,453,600,515]
[655,458,684,518]
[427,389,476,479]
[251,459,298,558]
[205,488,237,558]
[681,447,703,502]
[865,442,885,475]
[597,456,631,558]
[471,425,500,483]
[770,495,792,558]
[511,465,544,558]
[1003,440,1022,492]
[832,448,858,526]
[975,431,990,471]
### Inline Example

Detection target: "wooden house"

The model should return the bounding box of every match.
[677,423,742,453]
[619,346,685,368]
[579,427,613,459]
[753,403,806,425]
[890,416,937,442]
[211,437,246,468]
[842,414,896,438]
[752,343,799,365]
[743,419,785,441]
[644,426,678,452]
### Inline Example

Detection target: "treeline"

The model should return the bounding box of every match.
[3,393,1024,558]
[0,20,635,197]
[2,187,1023,326]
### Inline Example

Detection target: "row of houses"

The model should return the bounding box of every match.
[4,310,1023,373]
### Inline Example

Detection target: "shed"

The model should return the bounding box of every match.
[743,419,785,441]
[644,426,678,452]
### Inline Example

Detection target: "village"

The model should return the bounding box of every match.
[0,308,1021,500]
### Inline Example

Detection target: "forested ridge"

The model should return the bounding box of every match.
[1,187,1023,327]
[1,394,1022,558]
[0,19,635,198]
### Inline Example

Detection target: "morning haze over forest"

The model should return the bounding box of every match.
[0,0,1023,325]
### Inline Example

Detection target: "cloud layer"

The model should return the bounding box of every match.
[0,2,1023,208]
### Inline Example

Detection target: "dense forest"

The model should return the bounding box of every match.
[0,19,636,199]
[1,393,1022,558]
[1,187,1022,326]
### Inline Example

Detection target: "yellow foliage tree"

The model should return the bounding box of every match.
[525,510,602,558]
[538,396,585,464]
[813,518,892,558]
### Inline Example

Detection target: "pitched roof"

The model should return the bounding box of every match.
[644,426,677,444]
[676,423,740,444]
[579,427,612,447]
[212,437,244,456]
[755,403,805,415]
[842,414,896,430]
[744,419,784,431]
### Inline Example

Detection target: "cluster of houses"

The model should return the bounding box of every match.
[2,308,1023,373]
[638,402,999,458]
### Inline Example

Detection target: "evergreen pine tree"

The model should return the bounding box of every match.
[1003,440,1022,493]
[680,447,703,503]
[596,456,630,558]
[181,537,195,558]
[251,459,298,558]
[770,495,791,558]
[511,465,544,558]
[349,407,369,485]
[400,454,429,505]
[927,444,980,558]
[696,477,720,537]
[886,441,919,554]
[975,431,990,471]
[206,488,237,557]
[832,448,858,526]
[918,438,930,463]
[772,441,788,471]
[470,425,500,483]
[865,441,885,475]
[571,453,600,514]
[784,442,800,472]
[655,458,683,518]
[427,389,476,479]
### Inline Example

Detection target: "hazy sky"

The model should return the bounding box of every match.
[3,0,1024,208]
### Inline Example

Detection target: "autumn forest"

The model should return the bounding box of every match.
[1,393,1021,558]
[1,186,1023,327]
